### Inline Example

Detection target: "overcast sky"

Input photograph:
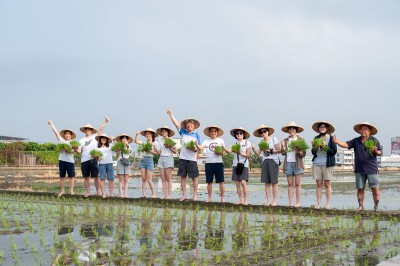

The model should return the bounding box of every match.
[1,0,399,155]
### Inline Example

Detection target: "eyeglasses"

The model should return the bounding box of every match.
[236,132,243,135]
[319,125,326,129]
[260,130,268,134]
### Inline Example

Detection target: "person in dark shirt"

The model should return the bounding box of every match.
[333,122,382,211]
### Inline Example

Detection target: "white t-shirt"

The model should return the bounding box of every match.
[203,138,225,164]
[158,137,174,157]
[79,134,98,163]
[180,133,201,162]
[58,139,74,163]
[98,145,113,164]
[141,142,159,157]
[232,140,251,168]
[116,144,131,161]
[286,137,297,163]
[261,137,280,165]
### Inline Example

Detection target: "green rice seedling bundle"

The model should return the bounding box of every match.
[288,139,309,152]
[258,141,269,151]
[111,142,128,154]
[231,143,241,153]
[214,146,223,154]
[364,139,376,156]
[164,138,176,148]
[138,142,152,153]
[69,140,80,149]
[184,140,196,150]
[312,138,329,152]
[55,143,72,153]
[90,150,103,161]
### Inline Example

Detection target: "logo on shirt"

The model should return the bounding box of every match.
[209,142,218,152]
[84,140,92,146]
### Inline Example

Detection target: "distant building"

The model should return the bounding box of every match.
[335,147,354,167]
[0,135,28,143]
[391,137,400,156]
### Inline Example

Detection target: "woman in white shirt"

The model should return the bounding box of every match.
[115,134,133,198]
[95,133,114,198]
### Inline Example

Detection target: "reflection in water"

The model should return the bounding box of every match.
[140,208,156,249]
[58,204,73,236]
[205,210,225,251]
[231,211,249,251]
[355,219,381,265]
[113,205,131,256]
[178,208,199,251]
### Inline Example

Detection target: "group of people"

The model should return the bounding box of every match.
[48,109,383,211]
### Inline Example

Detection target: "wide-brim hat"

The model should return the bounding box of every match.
[204,125,224,137]
[95,133,113,143]
[60,129,76,140]
[156,126,175,137]
[312,121,335,134]
[230,127,250,139]
[115,133,133,143]
[140,128,158,137]
[281,121,304,133]
[79,124,97,134]
[353,122,378,135]
[180,118,200,130]
[253,124,275,137]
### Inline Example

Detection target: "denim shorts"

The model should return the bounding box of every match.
[355,173,379,189]
[285,162,304,176]
[140,156,154,171]
[99,163,115,180]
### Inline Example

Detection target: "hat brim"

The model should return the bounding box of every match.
[353,123,378,135]
[79,126,97,134]
[230,128,250,139]
[312,121,335,134]
[203,126,224,137]
[282,126,304,133]
[95,135,113,143]
[156,127,175,137]
[140,129,158,138]
[253,126,275,137]
[60,129,76,140]
[180,118,200,130]
[115,134,133,143]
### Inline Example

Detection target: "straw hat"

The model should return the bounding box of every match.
[115,133,133,143]
[253,124,275,137]
[95,133,113,143]
[140,128,158,137]
[230,127,250,139]
[312,121,335,134]
[180,118,200,130]
[156,126,176,137]
[60,129,76,140]
[281,121,304,133]
[353,122,378,135]
[203,125,224,137]
[79,124,97,134]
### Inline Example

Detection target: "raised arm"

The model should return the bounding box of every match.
[332,135,349,149]
[167,109,180,131]
[48,120,61,141]
[134,131,143,145]
[97,116,110,135]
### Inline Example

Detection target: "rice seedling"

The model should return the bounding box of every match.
[258,141,269,151]
[288,139,309,152]
[164,138,176,148]
[184,140,196,150]
[111,142,129,154]
[214,146,223,154]
[138,142,153,153]
[70,140,80,149]
[55,143,73,153]
[231,143,241,153]
[312,138,329,152]
[90,150,103,161]
[364,139,376,156]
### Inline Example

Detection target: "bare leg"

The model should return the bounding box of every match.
[235,181,243,204]
[241,180,248,205]
[192,177,198,201]
[180,177,187,201]
[84,177,91,197]
[146,170,155,198]
[294,175,302,207]
[140,168,147,197]
[219,182,225,203]
[265,183,271,205]
[100,179,106,198]
[123,175,129,198]
[94,177,101,195]
[271,183,278,206]
[160,168,167,199]
[118,175,123,197]
[109,180,114,197]
[58,178,65,197]
[69,178,75,195]
[371,187,380,211]
[315,179,323,209]
[207,183,212,202]
[286,176,294,207]
[165,168,173,199]
[324,180,331,209]
[357,188,365,211]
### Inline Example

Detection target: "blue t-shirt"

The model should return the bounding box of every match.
[346,136,382,174]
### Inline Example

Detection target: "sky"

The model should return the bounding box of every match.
[1,0,399,155]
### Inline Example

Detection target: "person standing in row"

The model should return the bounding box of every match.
[115,134,133,198]
[333,122,382,211]
[281,121,306,208]
[48,120,78,197]
[311,121,337,209]
[167,109,202,201]
[230,127,251,205]
[156,126,177,199]
[95,133,115,198]
[196,125,229,203]
[135,128,159,198]
[78,116,109,197]
[252,124,281,206]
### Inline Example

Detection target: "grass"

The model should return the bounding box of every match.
[138,142,152,153]
[258,141,269,151]
[231,143,241,153]
[90,150,103,161]
[364,139,376,156]
[55,143,72,153]
[69,140,80,149]
[163,138,176,148]
[312,138,329,152]
[111,142,128,154]
[214,146,223,154]
[184,140,196,150]
[288,139,309,152]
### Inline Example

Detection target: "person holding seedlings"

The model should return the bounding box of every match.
[252,124,281,206]
[135,128,159,198]
[230,127,252,205]
[333,122,382,211]
[311,121,337,210]
[95,133,115,198]
[48,120,79,197]
[195,125,229,203]
[156,126,177,199]
[114,133,133,198]
[167,109,202,201]
[78,116,109,197]
[280,121,306,208]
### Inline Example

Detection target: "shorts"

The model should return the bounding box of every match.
[285,162,304,176]
[232,167,249,182]
[177,159,199,178]
[139,156,154,171]
[99,163,115,180]
[158,156,174,169]
[261,159,279,184]
[312,165,333,181]
[59,160,75,178]
[355,173,379,189]
[81,159,99,178]
[205,163,224,183]
[116,160,131,175]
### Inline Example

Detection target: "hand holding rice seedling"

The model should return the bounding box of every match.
[69,140,80,149]
[364,139,376,156]
[214,146,223,155]
[258,141,269,151]
[312,138,329,152]
[288,139,309,152]
[112,142,128,154]
[184,140,196,151]
[90,150,103,161]
[231,143,241,153]
[138,142,152,153]
[163,138,176,148]
[55,143,72,153]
